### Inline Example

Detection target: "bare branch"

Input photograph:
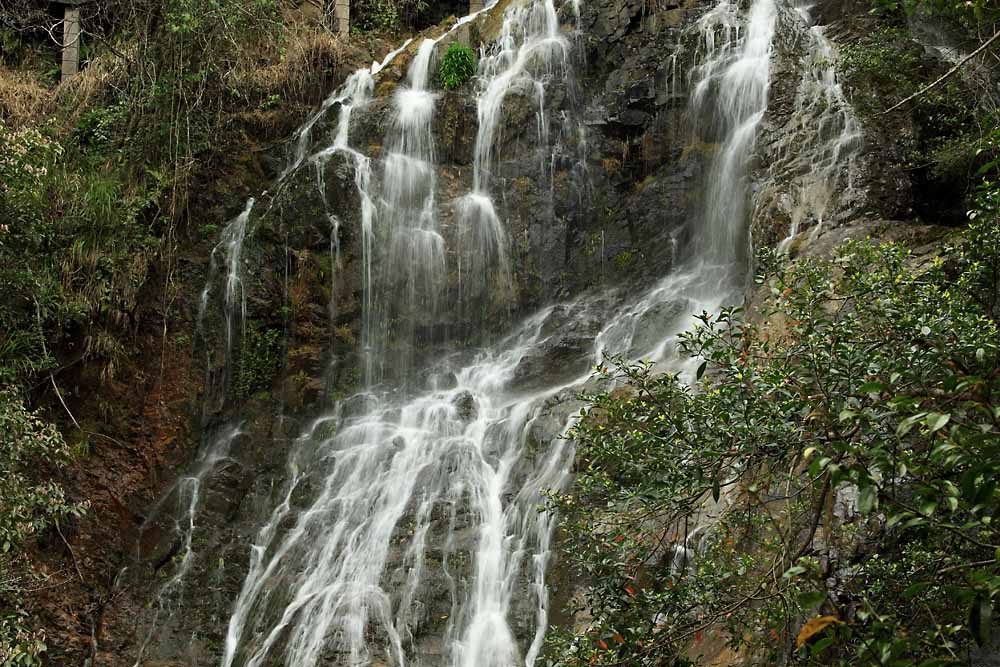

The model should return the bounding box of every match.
[882,29,1000,115]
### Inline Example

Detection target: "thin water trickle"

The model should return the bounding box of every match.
[774,3,863,251]
[132,424,243,667]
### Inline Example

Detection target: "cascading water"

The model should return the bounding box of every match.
[691,0,778,269]
[372,37,446,384]
[215,5,585,665]
[586,0,783,379]
[135,0,866,664]
[457,0,569,307]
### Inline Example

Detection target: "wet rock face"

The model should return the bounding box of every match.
[510,302,609,392]
[750,0,971,256]
[124,415,305,666]
[453,390,478,421]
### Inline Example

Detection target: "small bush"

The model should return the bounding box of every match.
[234,324,283,400]
[352,0,429,33]
[439,43,476,90]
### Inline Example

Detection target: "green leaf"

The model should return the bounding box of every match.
[810,636,834,656]
[962,470,980,501]
[970,594,992,647]
[859,381,885,394]
[798,590,826,608]
[897,413,926,437]
[858,485,877,514]
[975,478,997,507]
[904,582,930,598]
[925,412,951,432]
[696,360,708,380]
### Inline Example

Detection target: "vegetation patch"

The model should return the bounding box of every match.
[0,390,85,666]
[234,323,283,401]
[351,0,429,33]
[439,43,477,90]
[546,133,1000,666]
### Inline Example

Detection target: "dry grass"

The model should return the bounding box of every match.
[602,157,623,175]
[3,24,350,132]
[0,49,129,129]
[228,28,347,104]
[55,50,129,121]
[0,67,53,126]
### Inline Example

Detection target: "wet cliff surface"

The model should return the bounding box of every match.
[101,0,972,665]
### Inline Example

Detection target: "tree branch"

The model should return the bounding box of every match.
[881,30,1000,116]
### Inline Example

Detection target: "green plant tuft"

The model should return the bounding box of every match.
[234,324,283,401]
[439,43,476,90]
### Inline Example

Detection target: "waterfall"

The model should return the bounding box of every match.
[691,0,778,267]
[215,5,584,665]
[134,0,867,664]
[590,0,781,374]
[456,0,570,307]
[372,37,445,384]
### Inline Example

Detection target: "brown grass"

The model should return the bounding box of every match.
[0,48,130,129]
[229,28,347,104]
[55,51,128,119]
[602,157,623,175]
[0,67,53,126]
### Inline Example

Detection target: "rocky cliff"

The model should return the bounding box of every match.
[85,0,982,663]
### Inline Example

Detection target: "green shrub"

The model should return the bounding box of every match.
[869,0,999,29]
[352,0,429,33]
[0,390,85,665]
[548,196,1000,665]
[439,43,476,90]
[841,25,980,194]
[0,117,162,384]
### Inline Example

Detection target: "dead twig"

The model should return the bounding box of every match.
[54,521,84,583]
[881,30,1000,115]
